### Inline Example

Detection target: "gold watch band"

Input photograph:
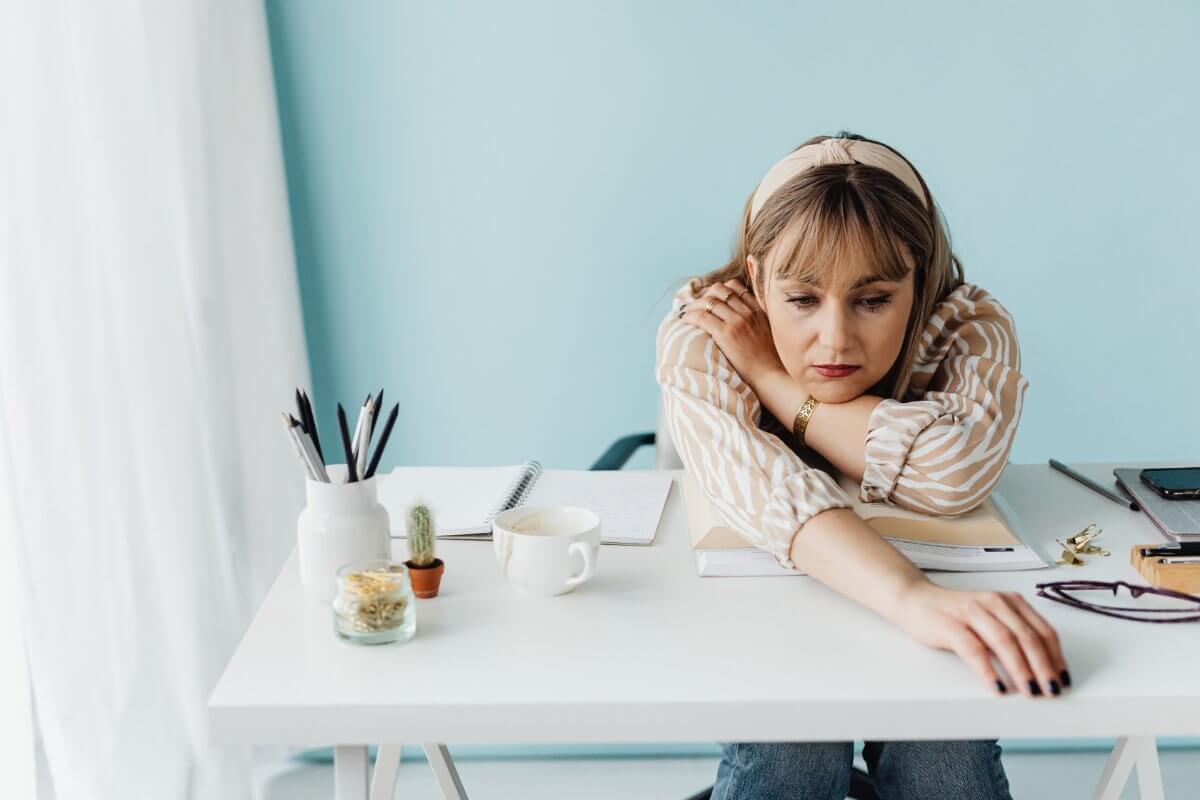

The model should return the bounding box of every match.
[792,395,821,443]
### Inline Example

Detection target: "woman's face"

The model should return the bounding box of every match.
[747,246,915,404]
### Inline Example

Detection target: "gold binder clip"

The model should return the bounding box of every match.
[1055,523,1107,566]
[1054,538,1085,567]
[1067,524,1109,557]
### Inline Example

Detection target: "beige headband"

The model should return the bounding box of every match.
[749,137,928,223]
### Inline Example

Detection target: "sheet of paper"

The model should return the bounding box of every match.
[380,465,526,535]
[524,469,673,545]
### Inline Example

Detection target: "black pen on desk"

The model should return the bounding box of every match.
[363,402,398,480]
[1049,459,1140,511]
[337,403,359,482]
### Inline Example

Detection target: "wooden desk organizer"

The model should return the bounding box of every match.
[1131,544,1200,594]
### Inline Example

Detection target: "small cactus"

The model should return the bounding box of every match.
[407,502,437,567]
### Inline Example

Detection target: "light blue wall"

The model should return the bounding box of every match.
[265,0,1199,473]
[263,0,1200,764]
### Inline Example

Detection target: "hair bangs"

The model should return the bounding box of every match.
[769,185,913,293]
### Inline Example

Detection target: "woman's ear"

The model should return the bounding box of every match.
[746,255,765,310]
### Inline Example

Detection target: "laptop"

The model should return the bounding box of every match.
[1113,468,1200,541]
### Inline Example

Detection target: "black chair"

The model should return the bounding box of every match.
[591,418,879,800]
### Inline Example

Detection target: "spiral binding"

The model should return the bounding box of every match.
[484,459,543,526]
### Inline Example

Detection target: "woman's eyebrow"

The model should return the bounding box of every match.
[778,272,906,290]
[852,267,913,288]
[851,273,891,289]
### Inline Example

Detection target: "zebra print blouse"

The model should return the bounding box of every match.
[654,280,1029,571]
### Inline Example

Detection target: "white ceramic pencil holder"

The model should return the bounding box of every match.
[297,464,391,603]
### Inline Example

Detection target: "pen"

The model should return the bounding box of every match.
[1049,459,1140,511]
[337,403,359,482]
[1159,557,1200,565]
[363,402,398,480]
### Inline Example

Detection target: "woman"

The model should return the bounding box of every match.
[655,132,1068,799]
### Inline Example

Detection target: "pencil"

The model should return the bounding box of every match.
[283,413,317,480]
[337,403,359,482]
[363,402,398,480]
[370,388,384,440]
[1049,459,1140,511]
[301,390,324,463]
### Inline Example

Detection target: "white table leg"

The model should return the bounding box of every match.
[423,743,469,800]
[370,744,402,800]
[1134,736,1164,800]
[335,745,370,800]
[1091,736,1163,800]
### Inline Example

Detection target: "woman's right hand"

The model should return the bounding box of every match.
[889,580,1070,698]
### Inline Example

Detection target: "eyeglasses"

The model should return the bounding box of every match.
[1035,580,1200,623]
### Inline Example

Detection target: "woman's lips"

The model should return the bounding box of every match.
[812,365,861,378]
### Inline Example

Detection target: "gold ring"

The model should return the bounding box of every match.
[704,298,717,313]
[737,289,752,301]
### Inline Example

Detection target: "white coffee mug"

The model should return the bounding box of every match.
[492,505,600,596]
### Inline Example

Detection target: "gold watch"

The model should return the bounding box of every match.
[792,395,820,443]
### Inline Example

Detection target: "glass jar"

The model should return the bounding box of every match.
[332,559,417,645]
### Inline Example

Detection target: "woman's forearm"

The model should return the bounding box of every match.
[749,367,881,482]
[788,507,926,623]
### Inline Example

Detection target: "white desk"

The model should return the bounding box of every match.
[208,462,1200,800]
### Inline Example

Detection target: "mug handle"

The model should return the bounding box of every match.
[563,541,595,588]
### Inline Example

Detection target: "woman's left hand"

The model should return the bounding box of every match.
[679,279,784,389]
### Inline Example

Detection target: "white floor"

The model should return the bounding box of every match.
[255,747,1200,799]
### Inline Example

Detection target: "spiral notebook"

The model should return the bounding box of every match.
[378,460,674,545]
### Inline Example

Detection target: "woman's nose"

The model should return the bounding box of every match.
[817,304,853,356]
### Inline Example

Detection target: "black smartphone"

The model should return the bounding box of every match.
[1139,467,1200,500]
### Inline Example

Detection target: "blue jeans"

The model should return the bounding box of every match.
[712,739,1012,800]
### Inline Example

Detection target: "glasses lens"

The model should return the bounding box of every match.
[1057,584,1198,615]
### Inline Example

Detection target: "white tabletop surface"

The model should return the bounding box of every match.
[208,462,1200,746]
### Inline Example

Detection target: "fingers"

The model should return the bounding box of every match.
[720,280,757,313]
[944,624,1008,697]
[984,595,1061,696]
[1006,593,1070,688]
[966,608,1040,698]
[678,282,754,325]
[972,592,1068,699]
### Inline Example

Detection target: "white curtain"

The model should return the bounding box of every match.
[0,1,307,797]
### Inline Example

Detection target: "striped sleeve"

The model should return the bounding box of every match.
[655,285,852,570]
[859,284,1029,515]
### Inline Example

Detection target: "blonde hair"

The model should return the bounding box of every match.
[690,131,964,401]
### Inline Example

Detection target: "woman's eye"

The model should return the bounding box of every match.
[786,295,818,308]
[859,294,892,312]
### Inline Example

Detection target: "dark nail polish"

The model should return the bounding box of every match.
[1060,669,1072,688]
[1049,680,1061,696]
[995,680,1007,694]
[1028,680,1042,696]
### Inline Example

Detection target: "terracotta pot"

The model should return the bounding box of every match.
[405,558,445,598]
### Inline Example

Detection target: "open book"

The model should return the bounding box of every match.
[378,461,673,545]
[681,469,1048,575]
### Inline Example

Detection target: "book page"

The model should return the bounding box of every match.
[681,468,1024,550]
[380,464,527,535]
